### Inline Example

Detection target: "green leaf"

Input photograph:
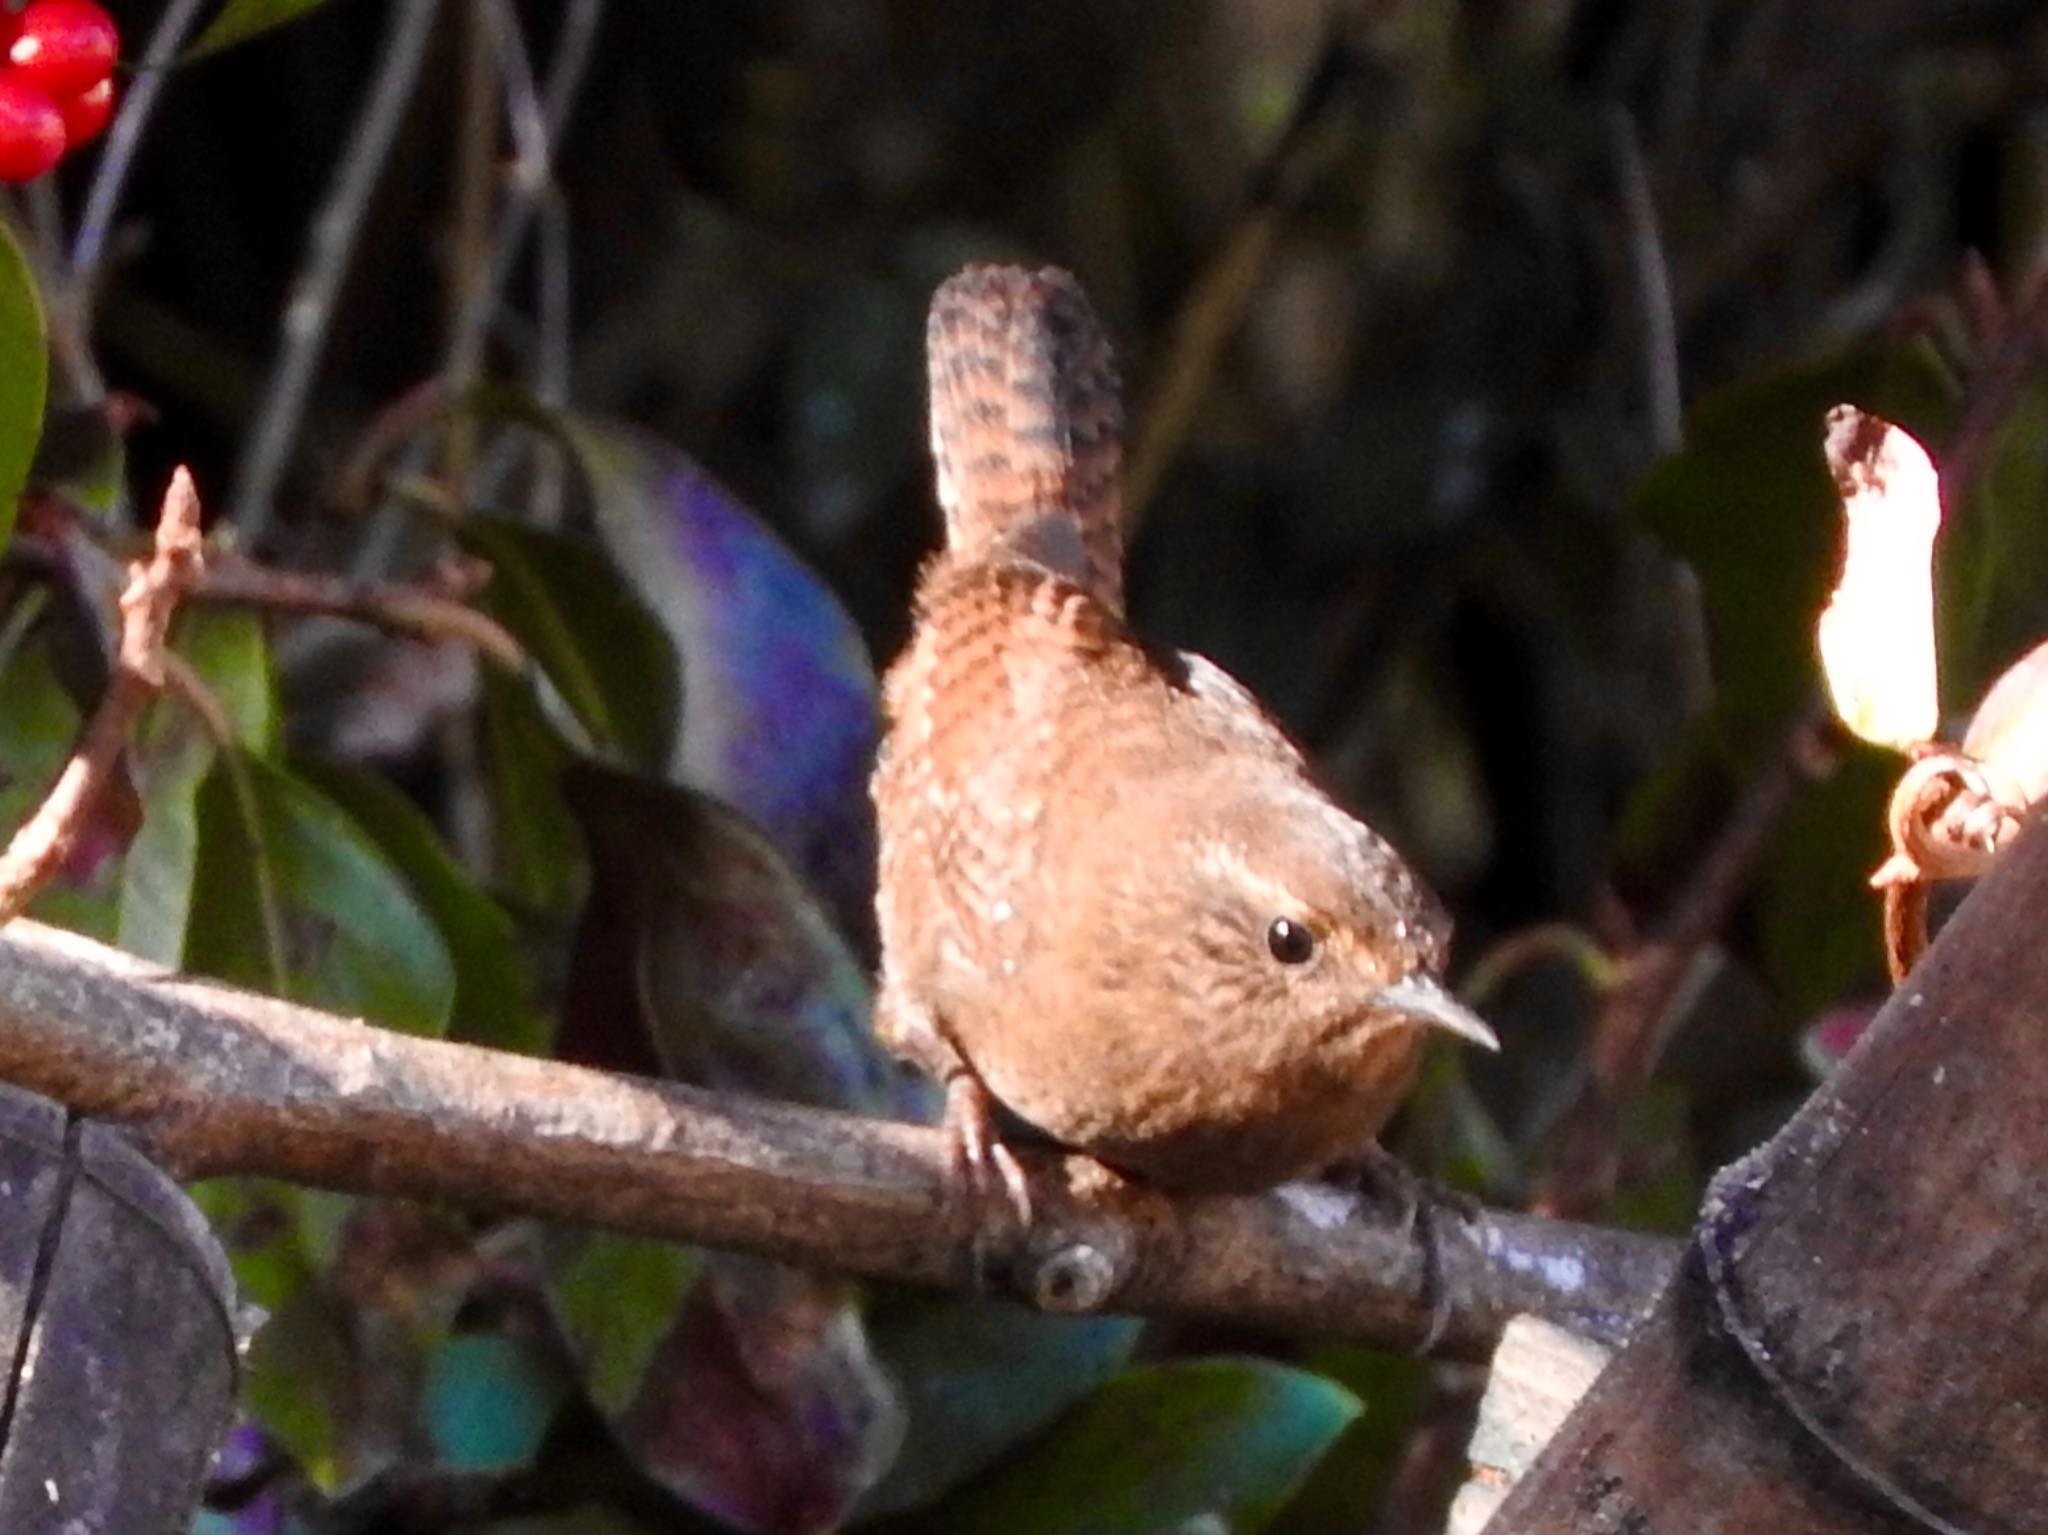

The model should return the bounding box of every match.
[549,1233,701,1415]
[292,757,543,1053]
[188,0,341,58]
[242,1286,349,1485]
[118,609,274,964]
[1936,377,2048,716]
[895,1360,1360,1535]
[0,219,47,552]
[1754,740,1895,1015]
[187,751,455,1033]
[0,627,124,939]
[189,1179,346,1484]
[460,517,679,772]
[1633,343,1955,756]
[479,666,585,917]
[855,1296,1141,1520]
[1265,1347,1429,1535]
[177,606,277,750]
[423,1332,572,1472]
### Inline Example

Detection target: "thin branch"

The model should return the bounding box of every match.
[1940,255,2048,518]
[439,0,601,392]
[0,917,1674,1358]
[69,0,211,290]
[228,0,446,544]
[1538,702,1840,1217]
[195,555,526,670]
[0,469,205,919]
[1608,104,1682,458]
[345,0,602,582]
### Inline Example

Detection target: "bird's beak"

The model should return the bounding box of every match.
[1375,975,1499,1051]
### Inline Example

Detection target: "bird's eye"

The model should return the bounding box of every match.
[1266,917,1316,965]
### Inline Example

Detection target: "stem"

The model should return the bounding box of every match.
[227,0,446,545]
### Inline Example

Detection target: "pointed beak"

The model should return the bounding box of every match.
[1375,975,1499,1051]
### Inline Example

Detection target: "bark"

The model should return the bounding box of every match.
[0,918,1672,1358]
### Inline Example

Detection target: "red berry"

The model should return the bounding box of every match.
[57,72,107,148]
[0,76,63,181]
[8,0,117,100]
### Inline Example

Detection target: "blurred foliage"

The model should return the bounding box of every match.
[0,0,2039,1530]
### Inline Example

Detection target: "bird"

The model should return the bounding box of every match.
[870,263,1496,1212]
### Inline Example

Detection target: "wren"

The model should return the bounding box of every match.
[871,264,1496,1208]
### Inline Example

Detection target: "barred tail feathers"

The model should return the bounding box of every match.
[926,265,1126,612]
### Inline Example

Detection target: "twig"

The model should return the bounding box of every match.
[1537,701,1840,1217]
[1939,255,2048,520]
[1608,104,1682,458]
[0,916,1674,1357]
[69,0,211,292]
[195,555,526,670]
[228,0,446,544]
[0,469,205,920]
[345,0,602,582]
[441,0,601,393]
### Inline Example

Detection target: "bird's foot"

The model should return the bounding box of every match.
[942,1070,1034,1240]
[1338,1144,1479,1233]
[1331,1146,1475,1354]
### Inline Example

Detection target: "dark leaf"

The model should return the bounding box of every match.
[1633,344,1953,757]
[561,762,928,1119]
[1938,379,2048,720]
[460,516,680,773]
[855,1295,1140,1520]
[478,666,585,918]
[190,1181,346,1486]
[189,0,342,58]
[0,626,130,937]
[1754,741,1895,1017]
[549,1232,701,1416]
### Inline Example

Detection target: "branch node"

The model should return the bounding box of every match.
[1023,1234,1128,1314]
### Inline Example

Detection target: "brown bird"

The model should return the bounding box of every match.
[871,264,1496,1208]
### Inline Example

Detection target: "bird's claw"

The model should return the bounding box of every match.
[944,1071,1033,1229]
[1336,1146,1473,1354]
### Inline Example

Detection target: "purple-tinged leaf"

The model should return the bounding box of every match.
[561,762,930,1120]
[565,417,880,943]
[615,1257,904,1535]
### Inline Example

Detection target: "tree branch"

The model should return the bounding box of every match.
[1539,701,1839,1216]
[0,917,1672,1359]
[193,554,525,669]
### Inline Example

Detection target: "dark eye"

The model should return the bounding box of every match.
[1266,917,1316,965]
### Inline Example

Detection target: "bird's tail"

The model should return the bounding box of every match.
[925,264,1126,613]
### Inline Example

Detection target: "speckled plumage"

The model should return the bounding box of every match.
[872,265,1494,1194]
